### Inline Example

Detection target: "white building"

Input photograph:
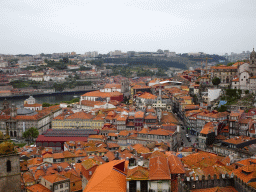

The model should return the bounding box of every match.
[208,88,221,103]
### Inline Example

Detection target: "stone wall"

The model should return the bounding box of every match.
[0,154,21,192]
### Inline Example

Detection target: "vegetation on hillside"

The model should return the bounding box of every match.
[10,80,43,89]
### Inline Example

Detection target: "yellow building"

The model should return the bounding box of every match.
[32,72,44,76]
[52,111,105,130]
[179,96,193,111]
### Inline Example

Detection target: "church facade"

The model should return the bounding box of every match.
[0,99,62,138]
[231,48,256,93]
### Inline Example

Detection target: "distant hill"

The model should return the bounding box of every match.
[103,57,187,70]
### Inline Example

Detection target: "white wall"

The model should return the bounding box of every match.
[208,89,221,102]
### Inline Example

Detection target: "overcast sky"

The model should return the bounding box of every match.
[0,0,255,55]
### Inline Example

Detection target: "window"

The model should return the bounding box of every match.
[73,183,75,186]
[7,160,11,172]
[65,183,69,187]
[89,171,92,175]
[60,184,63,188]
[55,185,58,190]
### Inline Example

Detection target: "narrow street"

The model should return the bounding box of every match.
[173,112,198,148]
[180,129,197,148]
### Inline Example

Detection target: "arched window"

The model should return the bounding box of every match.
[7,160,11,172]
[10,131,13,137]
[14,131,16,137]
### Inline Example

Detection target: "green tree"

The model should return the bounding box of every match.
[227,62,234,66]
[218,105,227,112]
[212,77,221,87]
[63,57,69,63]
[42,102,51,107]
[245,90,249,94]
[23,127,39,144]
[53,83,66,92]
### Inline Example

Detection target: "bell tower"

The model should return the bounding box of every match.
[10,104,17,118]
[249,48,256,76]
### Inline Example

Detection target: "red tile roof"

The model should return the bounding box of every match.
[26,184,51,192]
[127,166,149,180]
[134,111,144,119]
[84,160,126,192]
[167,154,185,174]
[81,90,123,98]
[149,156,171,180]
[42,174,68,184]
[200,122,215,135]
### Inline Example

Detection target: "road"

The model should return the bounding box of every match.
[180,129,197,147]
[173,112,198,148]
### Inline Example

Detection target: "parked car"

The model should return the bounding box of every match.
[11,139,19,143]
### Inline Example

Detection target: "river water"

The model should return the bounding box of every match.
[0,93,84,108]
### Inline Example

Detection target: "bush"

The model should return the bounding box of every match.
[245,90,249,94]
[42,102,51,107]
[218,105,227,112]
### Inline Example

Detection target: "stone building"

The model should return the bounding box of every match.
[0,141,21,192]
[211,65,238,88]
[0,102,62,137]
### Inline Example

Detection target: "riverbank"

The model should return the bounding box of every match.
[0,90,95,108]
[0,89,95,99]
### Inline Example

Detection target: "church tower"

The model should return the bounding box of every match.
[2,99,9,110]
[10,104,17,118]
[0,141,21,192]
[249,48,256,76]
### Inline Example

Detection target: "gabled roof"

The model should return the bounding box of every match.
[138,92,157,100]
[148,128,173,136]
[200,122,215,135]
[81,90,123,98]
[42,174,68,184]
[66,111,93,120]
[26,184,51,192]
[84,160,126,192]
[167,154,185,174]
[52,153,64,159]
[145,113,157,119]
[134,111,144,119]
[62,151,76,158]
[127,166,149,180]
[81,158,102,170]
[104,151,116,162]
[149,156,171,180]
[223,136,255,145]
[107,142,120,148]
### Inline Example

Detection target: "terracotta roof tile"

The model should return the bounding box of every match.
[107,142,120,148]
[138,92,157,100]
[81,90,123,98]
[52,153,64,159]
[167,154,185,174]
[42,174,68,184]
[200,122,215,135]
[26,184,51,192]
[84,160,126,192]
[149,156,171,180]
[223,136,255,145]
[134,111,144,119]
[127,166,149,180]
